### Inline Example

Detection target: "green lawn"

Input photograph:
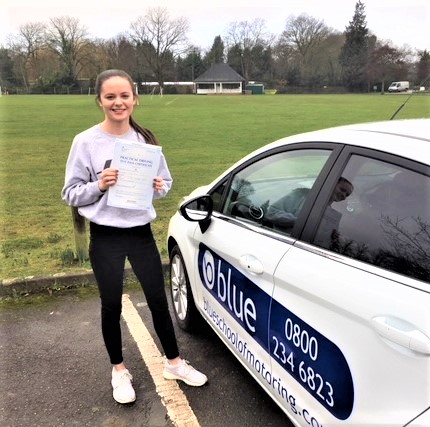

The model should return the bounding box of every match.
[1,93,429,279]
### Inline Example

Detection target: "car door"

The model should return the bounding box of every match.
[270,147,430,426]
[188,145,338,406]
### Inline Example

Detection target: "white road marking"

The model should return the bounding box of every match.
[121,294,201,427]
[166,97,179,105]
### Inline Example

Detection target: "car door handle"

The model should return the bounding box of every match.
[372,316,430,355]
[239,254,264,275]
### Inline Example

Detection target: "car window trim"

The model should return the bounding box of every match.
[209,142,345,234]
[288,143,344,238]
[294,239,430,293]
[211,210,298,244]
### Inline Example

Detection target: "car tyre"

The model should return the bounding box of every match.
[169,245,199,331]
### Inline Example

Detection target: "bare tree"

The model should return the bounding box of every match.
[225,19,273,83]
[365,41,410,93]
[277,14,331,87]
[2,12,425,94]
[280,14,330,59]
[300,30,344,87]
[97,36,138,76]
[129,7,189,91]
[416,50,430,87]
[46,16,90,86]
[8,22,46,90]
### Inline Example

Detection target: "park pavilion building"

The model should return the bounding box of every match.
[194,63,245,95]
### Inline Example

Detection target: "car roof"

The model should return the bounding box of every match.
[199,119,429,192]
[188,119,430,200]
[252,118,430,165]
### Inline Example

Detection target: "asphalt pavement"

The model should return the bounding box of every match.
[0,283,293,427]
[1,287,172,427]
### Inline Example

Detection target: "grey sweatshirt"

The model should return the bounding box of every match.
[61,124,172,228]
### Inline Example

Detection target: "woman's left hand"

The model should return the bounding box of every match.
[153,176,165,192]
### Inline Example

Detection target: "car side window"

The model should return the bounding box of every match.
[313,155,430,282]
[222,149,332,235]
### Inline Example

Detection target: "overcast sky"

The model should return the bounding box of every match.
[2,0,429,51]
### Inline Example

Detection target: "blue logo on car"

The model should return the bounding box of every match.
[198,243,354,420]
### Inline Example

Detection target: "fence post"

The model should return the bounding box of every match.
[71,207,88,262]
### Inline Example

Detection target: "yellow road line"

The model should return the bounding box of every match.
[122,294,201,427]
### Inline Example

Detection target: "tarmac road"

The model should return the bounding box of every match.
[0,285,294,427]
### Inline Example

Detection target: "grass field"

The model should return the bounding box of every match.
[0,93,429,280]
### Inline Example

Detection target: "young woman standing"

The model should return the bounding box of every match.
[62,69,207,404]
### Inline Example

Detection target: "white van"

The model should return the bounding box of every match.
[388,81,409,92]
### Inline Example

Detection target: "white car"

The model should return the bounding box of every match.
[167,119,430,427]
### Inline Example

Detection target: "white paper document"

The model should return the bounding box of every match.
[107,138,162,210]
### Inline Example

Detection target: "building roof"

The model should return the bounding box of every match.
[194,63,244,83]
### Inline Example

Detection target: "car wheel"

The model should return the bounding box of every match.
[169,245,198,331]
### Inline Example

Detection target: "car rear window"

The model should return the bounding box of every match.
[313,154,430,283]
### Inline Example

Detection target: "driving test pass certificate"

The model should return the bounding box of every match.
[107,138,162,210]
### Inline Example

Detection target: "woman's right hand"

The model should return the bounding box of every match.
[99,168,119,191]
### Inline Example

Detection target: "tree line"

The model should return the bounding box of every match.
[0,2,429,95]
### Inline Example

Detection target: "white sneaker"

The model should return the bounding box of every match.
[163,358,208,386]
[111,368,136,404]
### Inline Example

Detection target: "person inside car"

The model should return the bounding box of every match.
[265,187,311,233]
[314,177,354,249]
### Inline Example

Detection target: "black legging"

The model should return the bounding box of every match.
[89,222,179,364]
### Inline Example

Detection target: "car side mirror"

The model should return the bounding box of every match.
[179,195,213,233]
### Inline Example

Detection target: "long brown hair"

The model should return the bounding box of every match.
[94,69,159,145]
